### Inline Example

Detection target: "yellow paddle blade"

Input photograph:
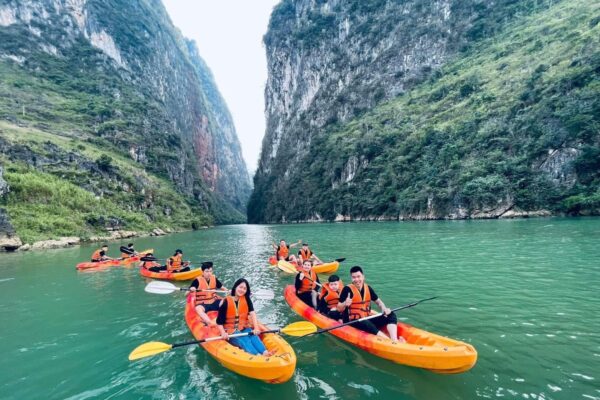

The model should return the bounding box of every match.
[277,260,297,274]
[128,341,173,361]
[280,321,317,337]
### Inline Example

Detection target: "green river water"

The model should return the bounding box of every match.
[0,218,599,399]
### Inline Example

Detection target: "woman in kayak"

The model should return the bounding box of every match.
[216,278,273,356]
[298,243,323,265]
[295,259,320,308]
[140,253,165,272]
[120,243,137,259]
[337,266,405,343]
[272,239,301,263]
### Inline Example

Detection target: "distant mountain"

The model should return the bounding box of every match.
[249,0,599,222]
[0,0,251,244]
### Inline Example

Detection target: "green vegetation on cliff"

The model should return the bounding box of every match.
[249,0,599,222]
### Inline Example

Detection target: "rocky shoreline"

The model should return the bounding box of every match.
[0,226,210,253]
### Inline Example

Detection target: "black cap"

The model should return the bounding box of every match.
[302,243,308,246]
[175,249,183,254]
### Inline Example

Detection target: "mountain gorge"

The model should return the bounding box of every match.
[0,0,251,246]
[249,0,599,223]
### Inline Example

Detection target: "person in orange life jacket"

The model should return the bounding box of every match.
[120,243,137,259]
[298,243,323,265]
[318,274,343,321]
[167,249,190,272]
[295,259,320,308]
[139,253,165,272]
[337,266,405,343]
[272,239,301,263]
[216,278,274,356]
[189,262,227,326]
[91,245,112,262]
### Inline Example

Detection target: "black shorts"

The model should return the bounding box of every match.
[197,301,220,312]
[326,310,342,321]
[348,312,397,335]
[297,291,315,308]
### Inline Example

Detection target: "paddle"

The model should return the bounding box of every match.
[144,281,275,300]
[128,321,317,361]
[303,296,439,337]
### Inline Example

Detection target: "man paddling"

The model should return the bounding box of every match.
[189,262,226,326]
[120,243,137,259]
[91,245,112,262]
[272,239,301,263]
[167,249,191,272]
[298,243,323,265]
[337,266,405,343]
[295,259,319,308]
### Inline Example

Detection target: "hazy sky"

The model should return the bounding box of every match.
[162,0,280,174]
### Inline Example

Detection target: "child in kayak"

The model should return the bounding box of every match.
[91,245,112,262]
[318,274,343,322]
[295,259,320,308]
[189,262,226,326]
[216,278,274,356]
[272,239,301,263]
[337,266,405,343]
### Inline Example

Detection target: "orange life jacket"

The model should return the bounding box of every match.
[348,283,371,320]
[299,248,313,261]
[277,244,289,259]
[120,252,131,259]
[297,269,317,294]
[223,296,250,334]
[168,254,182,271]
[91,249,103,261]
[319,281,343,308]
[194,275,218,304]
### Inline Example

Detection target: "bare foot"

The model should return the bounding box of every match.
[263,350,276,357]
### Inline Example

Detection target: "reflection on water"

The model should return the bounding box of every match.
[0,218,599,399]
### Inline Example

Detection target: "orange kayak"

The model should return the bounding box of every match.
[283,285,477,374]
[139,267,202,281]
[184,293,296,383]
[76,248,153,270]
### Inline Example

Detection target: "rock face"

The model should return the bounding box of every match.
[249,0,599,222]
[0,0,250,220]
[0,165,21,251]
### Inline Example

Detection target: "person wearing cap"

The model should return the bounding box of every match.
[337,266,405,342]
[272,239,301,263]
[295,259,320,308]
[189,262,227,326]
[298,243,323,265]
[166,249,191,272]
[91,245,112,262]
[140,253,165,272]
[318,274,343,321]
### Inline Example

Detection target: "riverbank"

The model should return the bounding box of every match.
[0,226,210,253]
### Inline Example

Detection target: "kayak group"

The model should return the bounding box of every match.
[77,239,478,383]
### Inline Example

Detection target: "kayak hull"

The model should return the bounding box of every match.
[284,285,477,374]
[184,294,296,383]
[276,259,339,274]
[139,267,202,281]
[76,248,153,270]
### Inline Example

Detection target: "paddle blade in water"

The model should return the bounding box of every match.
[277,260,297,274]
[145,281,178,294]
[128,341,173,360]
[280,321,317,337]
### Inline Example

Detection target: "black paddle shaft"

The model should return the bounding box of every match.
[306,296,439,336]
[171,328,282,348]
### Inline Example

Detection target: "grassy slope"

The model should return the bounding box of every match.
[284,0,599,220]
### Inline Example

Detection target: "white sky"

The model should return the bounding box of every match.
[161,0,280,174]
